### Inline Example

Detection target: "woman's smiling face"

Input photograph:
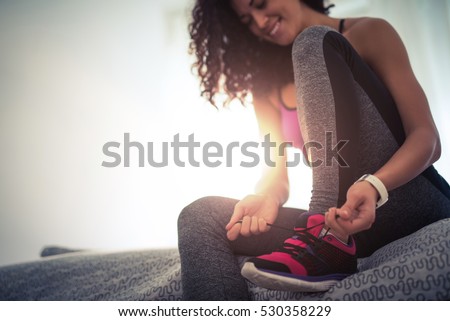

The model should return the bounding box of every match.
[230,0,306,46]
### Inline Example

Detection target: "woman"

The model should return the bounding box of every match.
[178,0,450,300]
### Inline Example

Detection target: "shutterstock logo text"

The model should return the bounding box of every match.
[101,132,348,168]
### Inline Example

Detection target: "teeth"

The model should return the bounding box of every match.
[270,21,280,36]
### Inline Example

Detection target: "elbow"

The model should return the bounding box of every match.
[430,129,441,164]
[409,126,441,166]
[431,135,441,164]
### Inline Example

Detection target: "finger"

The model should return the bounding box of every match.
[325,209,348,237]
[327,207,339,218]
[250,216,260,235]
[338,193,362,220]
[336,199,362,220]
[258,217,268,233]
[335,207,351,220]
[240,215,251,237]
[226,204,245,230]
[226,222,242,241]
[324,209,334,227]
[333,216,373,235]
[328,207,341,219]
[338,206,360,221]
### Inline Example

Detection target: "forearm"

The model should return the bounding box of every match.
[255,169,290,206]
[374,127,441,191]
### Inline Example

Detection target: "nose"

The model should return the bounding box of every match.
[252,11,268,30]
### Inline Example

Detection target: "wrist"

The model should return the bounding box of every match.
[254,193,282,207]
[355,174,389,208]
[255,183,288,206]
[360,181,379,203]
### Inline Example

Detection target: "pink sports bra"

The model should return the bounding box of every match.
[279,95,304,150]
[278,20,346,152]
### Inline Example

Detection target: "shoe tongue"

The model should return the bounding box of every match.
[284,213,325,247]
[294,213,325,236]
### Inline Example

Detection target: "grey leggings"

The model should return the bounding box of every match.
[178,26,450,300]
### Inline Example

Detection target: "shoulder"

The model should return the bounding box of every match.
[345,18,406,65]
[345,17,396,41]
[346,18,434,138]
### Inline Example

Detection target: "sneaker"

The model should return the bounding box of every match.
[241,213,357,292]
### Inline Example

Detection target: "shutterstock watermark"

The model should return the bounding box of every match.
[101,132,349,168]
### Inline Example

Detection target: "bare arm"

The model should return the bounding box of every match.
[360,18,440,190]
[252,93,290,205]
[226,93,290,240]
[327,19,441,236]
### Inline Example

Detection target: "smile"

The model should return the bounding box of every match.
[269,20,281,37]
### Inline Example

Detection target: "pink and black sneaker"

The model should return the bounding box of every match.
[241,213,357,292]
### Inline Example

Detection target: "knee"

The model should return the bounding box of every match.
[292,25,332,60]
[177,196,236,248]
[178,196,214,228]
[178,196,235,234]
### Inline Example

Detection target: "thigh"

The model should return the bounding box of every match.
[179,195,305,257]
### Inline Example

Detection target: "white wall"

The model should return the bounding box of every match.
[331,0,450,179]
[0,0,449,266]
[0,0,269,266]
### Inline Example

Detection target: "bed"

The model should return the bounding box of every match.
[1,218,449,300]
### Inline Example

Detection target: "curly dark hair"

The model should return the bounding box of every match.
[188,0,333,108]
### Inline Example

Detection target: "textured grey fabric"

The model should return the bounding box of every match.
[292,25,342,213]
[0,218,449,300]
[0,249,182,301]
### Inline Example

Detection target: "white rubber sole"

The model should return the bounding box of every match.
[241,262,339,292]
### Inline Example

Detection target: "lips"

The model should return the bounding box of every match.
[268,17,281,37]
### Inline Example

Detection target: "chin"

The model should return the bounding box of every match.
[273,37,295,46]
[262,31,295,46]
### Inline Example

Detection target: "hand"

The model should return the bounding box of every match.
[325,181,378,238]
[225,194,280,241]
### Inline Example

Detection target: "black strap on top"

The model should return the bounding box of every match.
[339,19,345,33]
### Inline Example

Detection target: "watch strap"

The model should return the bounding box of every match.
[356,174,389,208]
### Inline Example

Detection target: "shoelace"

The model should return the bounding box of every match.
[278,223,335,269]
[235,220,331,260]
[234,220,330,236]
[279,223,324,256]
[235,220,291,231]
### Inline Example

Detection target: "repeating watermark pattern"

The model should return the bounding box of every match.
[102,133,349,168]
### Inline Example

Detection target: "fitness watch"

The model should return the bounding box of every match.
[355,174,389,208]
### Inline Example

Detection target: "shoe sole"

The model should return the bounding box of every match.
[241,262,341,292]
